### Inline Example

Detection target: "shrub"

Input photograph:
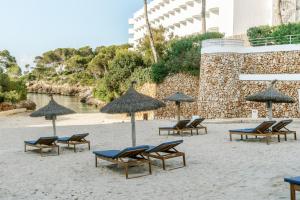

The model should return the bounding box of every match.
[247,25,273,40]
[151,32,224,83]
[151,61,169,83]
[0,93,4,103]
[123,67,152,91]
[247,22,300,46]
[93,50,146,102]
[3,91,21,103]
[0,71,26,103]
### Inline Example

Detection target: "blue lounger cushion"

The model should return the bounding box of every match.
[146,140,183,153]
[57,137,71,142]
[25,136,58,145]
[93,145,149,159]
[229,128,256,133]
[25,140,38,145]
[93,150,121,158]
[284,177,300,185]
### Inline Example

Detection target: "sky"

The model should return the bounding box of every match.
[0,0,143,69]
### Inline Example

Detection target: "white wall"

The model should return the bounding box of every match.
[233,0,273,35]
[297,0,300,20]
[129,0,278,46]
[218,0,234,36]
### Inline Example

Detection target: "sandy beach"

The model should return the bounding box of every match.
[0,113,300,200]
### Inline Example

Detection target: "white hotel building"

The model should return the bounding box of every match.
[128,0,300,47]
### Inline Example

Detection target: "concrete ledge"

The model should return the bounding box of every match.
[0,108,27,116]
[201,39,300,54]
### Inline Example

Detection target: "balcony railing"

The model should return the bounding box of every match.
[249,34,300,46]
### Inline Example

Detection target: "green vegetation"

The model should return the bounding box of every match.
[151,32,224,83]
[93,49,149,102]
[26,30,223,102]
[0,50,26,103]
[247,22,300,46]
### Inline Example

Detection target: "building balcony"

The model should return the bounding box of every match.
[128,28,134,34]
[209,7,219,15]
[128,38,135,45]
[128,18,135,25]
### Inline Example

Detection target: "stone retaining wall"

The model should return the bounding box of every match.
[239,81,300,118]
[136,73,199,120]
[199,44,300,119]
[155,73,199,119]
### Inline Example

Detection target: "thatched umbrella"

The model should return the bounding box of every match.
[246,80,295,120]
[100,82,165,147]
[30,95,75,136]
[164,92,195,121]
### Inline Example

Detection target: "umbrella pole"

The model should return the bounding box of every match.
[267,101,273,120]
[131,112,136,147]
[176,102,181,122]
[52,117,57,136]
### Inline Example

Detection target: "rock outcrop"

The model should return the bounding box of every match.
[27,81,105,107]
[16,100,37,111]
[0,100,37,112]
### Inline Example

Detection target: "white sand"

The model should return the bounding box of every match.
[0,113,300,200]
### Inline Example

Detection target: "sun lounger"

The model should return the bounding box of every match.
[187,118,207,134]
[159,120,192,135]
[93,145,151,179]
[24,136,59,156]
[272,120,297,141]
[143,140,186,170]
[284,177,300,200]
[57,133,90,152]
[228,121,277,144]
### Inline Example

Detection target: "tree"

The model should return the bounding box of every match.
[24,64,30,75]
[138,26,167,65]
[77,46,94,57]
[87,53,108,78]
[274,0,283,25]
[0,50,22,78]
[87,45,130,78]
[93,49,145,102]
[65,55,91,73]
[143,0,158,63]
[0,50,17,70]
[201,0,207,33]
[6,64,21,78]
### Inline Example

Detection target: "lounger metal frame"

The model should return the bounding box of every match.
[24,141,59,156]
[229,130,281,145]
[187,118,208,135]
[95,149,152,179]
[276,127,297,141]
[143,147,186,170]
[272,120,297,141]
[287,183,300,200]
[228,121,277,145]
[57,134,90,152]
[159,120,193,136]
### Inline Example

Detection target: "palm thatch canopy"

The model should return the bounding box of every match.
[164,92,195,121]
[30,96,76,117]
[100,87,166,114]
[30,96,75,136]
[245,80,295,120]
[164,92,195,103]
[246,81,295,103]
[100,83,165,147]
